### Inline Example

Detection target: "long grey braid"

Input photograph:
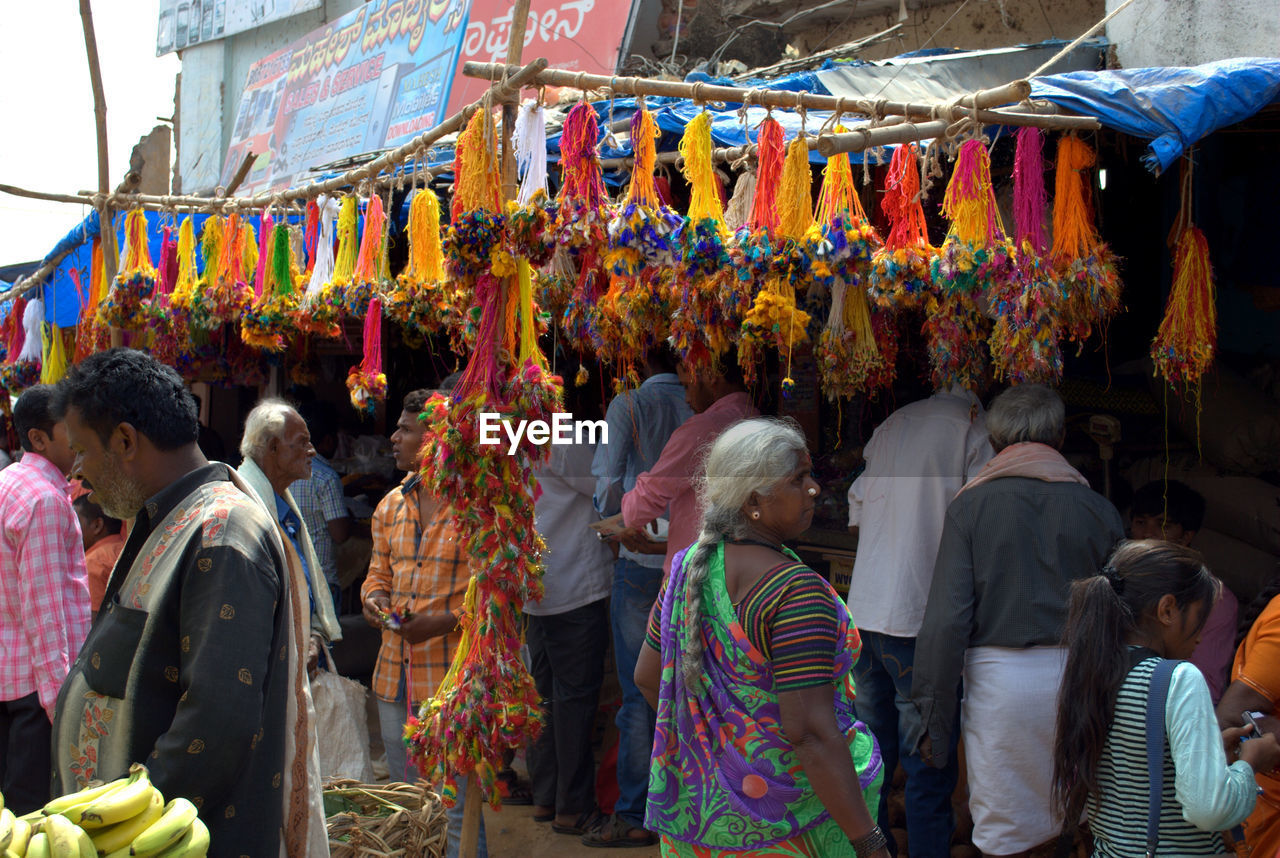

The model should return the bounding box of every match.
[679,417,809,682]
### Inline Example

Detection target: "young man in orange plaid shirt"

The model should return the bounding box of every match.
[361,387,486,858]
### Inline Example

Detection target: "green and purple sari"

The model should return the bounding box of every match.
[646,543,883,856]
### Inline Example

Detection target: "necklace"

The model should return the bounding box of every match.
[728,537,788,553]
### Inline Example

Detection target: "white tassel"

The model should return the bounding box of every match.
[513,101,548,206]
[307,195,339,295]
[18,297,43,362]
[825,280,847,335]
[724,170,757,232]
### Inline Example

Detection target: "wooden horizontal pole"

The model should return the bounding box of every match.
[463,61,1031,122]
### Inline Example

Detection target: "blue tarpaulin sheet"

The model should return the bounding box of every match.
[1032,57,1280,174]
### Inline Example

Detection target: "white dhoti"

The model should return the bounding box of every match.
[962,645,1067,855]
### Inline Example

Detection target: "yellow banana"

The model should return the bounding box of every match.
[151,817,207,858]
[89,789,164,855]
[75,766,153,829]
[25,832,49,858]
[127,798,197,858]
[9,817,31,856]
[40,813,81,858]
[0,807,14,851]
[42,778,126,819]
[17,810,44,825]
[6,848,21,858]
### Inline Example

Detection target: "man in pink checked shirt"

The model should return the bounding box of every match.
[0,384,90,813]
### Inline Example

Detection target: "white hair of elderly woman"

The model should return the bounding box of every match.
[240,398,300,462]
[680,416,809,680]
[986,384,1065,452]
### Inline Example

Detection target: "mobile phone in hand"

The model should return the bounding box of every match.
[1242,710,1265,738]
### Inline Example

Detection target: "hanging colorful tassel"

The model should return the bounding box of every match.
[345,297,387,414]
[242,221,302,352]
[296,196,342,339]
[40,324,70,385]
[1,296,44,395]
[1152,158,1216,392]
[74,239,111,362]
[989,127,1064,384]
[868,144,935,308]
[598,107,682,383]
[813,133,888,399]
[99,210,157,329]
[670,110,737,369]
[924,138,1012,390]
[1051,135,1122,343]
[506,102,558,269]
[727,116,785,326]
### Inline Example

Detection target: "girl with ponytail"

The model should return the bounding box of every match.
[1052,540,1280,857]
[633,417,887,858]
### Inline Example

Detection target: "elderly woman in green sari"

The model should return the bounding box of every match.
[634,417,887,858]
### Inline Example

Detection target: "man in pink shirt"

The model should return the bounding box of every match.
[586,357,756,847]
[0,384,90,813]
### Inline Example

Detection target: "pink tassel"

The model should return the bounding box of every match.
[1014,128,1048,255]
[253,213,273,299]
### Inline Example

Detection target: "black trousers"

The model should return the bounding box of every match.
[525,598,609,815]
[1,692,52,814]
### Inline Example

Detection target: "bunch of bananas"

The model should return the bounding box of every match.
[0,764,209,858]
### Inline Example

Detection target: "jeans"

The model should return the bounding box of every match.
[610,556,663,829]
[526,599,609,815]
[377,677,488,858]
[853,631,958,858]
[0,692,51,815]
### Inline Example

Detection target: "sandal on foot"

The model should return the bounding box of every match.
[581,814,658,848]
[552,809,605,836]
[496,768,533,806]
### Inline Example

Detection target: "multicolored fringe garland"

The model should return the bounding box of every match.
[99,209,157,329]
[346,297,387,414]
[1051,135,1122,343]
[242,221,301,352]
[549,101,610,353]
[814,138,888,399]
[599,107,681,384]
[1152,160,1216,391]
[407,273,562,807]
[868,144,935,308]
[1,296,43,395]
[671,110,735,368]
[298,196,342,338]
[728,115,785,318]
[925,138,1008,390]
[190,213,255,329]
[989,127,1064,384]
[446,108,506,352]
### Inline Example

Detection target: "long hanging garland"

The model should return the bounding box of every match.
[1151,157,1216,393]
[989,127,1064,384]
[924,138,1008,390]
[445,107,506,353]
[1051,135,1122,343]
[868,144,935,308]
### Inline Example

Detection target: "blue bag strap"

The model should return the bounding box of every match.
[1145,658,1178,858]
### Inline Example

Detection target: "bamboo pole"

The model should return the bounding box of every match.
[816,109,1100,155]
[463,61,1031,122]
[78,0,119,296]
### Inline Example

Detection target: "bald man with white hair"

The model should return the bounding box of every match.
[237,399,342,673]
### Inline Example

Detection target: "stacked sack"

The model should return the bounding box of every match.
[0,764,208,858]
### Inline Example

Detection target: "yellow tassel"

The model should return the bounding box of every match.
[333,196,359,283]
[409,189,445,281]
[679,112,725,232]
[171,217,198,306]
[942,142,998,245]
[518,259,543,368]
[41,325,69,384]
[240,222,258,284]
[777,135,814,240]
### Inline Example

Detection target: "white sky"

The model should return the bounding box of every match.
[0,2,180,269]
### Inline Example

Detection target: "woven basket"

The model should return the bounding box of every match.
[324,778,448,858]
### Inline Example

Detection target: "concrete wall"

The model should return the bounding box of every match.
[175,0,363,194]
[1105,0,1280,69]
[788,0,1103,62]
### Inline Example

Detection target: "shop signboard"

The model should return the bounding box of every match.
[445,0,639,110]
[156,0,323,56]
[220,0,469,194]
